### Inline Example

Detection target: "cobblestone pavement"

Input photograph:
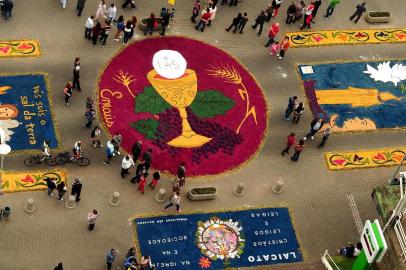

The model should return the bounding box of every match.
[1,0,406,269]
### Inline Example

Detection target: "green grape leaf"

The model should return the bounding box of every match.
[135,86,171,115]
[130,119,160,140]
[190,90,235,118]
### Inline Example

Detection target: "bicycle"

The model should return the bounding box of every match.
[24,155,57,166]
[54,151,91,167]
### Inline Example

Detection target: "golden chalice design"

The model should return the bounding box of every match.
[147,50,212,148]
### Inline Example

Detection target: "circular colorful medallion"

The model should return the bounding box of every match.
[98,37,268,176]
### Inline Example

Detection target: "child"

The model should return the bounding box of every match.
[277,36,290,59]
[149,171,160,189]
[138,173,147,194]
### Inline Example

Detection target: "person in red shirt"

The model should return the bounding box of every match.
[264,23,280,47]
[281,132,296,156]
[291,139,305,162]
[138,173,148,194]
[277,36,290,59]
[195,8,211,32]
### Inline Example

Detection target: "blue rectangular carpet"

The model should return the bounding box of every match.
[133,207,303,269]
[0,73,58,151]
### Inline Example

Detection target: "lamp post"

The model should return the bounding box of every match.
[0,127,11,195]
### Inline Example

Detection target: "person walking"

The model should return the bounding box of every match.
[291,139,305,162]
[106,249,116,270]
[112,133,122,155]
[131,162,146,183]
[318,126,331,148]
[286,2,296,24]
[252,10,267,36]
[121,155,135,178]
[149,171,160,189]
[281,132,296,156]
[195,8,211,32]
[107,3,116,23]
[71,178,83,202]
[264,22,280,47]
[324,0,340,18]
[311,0,322,22]
[294,1,305,23]
[238,12,248,34]
[349,2,366,23]
[138,173,147,194]
[114,15,125,41]
[207,4,217,26]
[92,21,101,45]
[95,0,106,19]
[123,20,132,44]
[85,15,94,39]
[225,12,242,33]
[87,209,99,230]
[76,0,86,16]
[129,16,137,38]
[90,126,102,147]
[304,116,325,141]
[2,0,13,19]
[73,66,81,91]
[144,13,156,36]
[301,1,314,28]
[163,191,181,213]
[44,177,57,196]
[131,140,142,162]
[103,140,114,165]
[265,4,273,22]
[84,108,95,128]
[284,96,297,121]
[122,0,136,9]
[177,162,186,178]
[300,11,312,29]
[54,263,64,270]
[160,9,171,36]
[277,36,290,59]
[191,0,201,23]
[292,102,304,123]
[56,181,67,201]
[271,0,283,18]
[63,82,73,106]
[100,20,111,46]
[142,149,152,173]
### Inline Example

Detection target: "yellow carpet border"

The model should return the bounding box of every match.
[1,169,67,193]
[0,39,41,58]
[286,28,406,48]
[325,147,406,170]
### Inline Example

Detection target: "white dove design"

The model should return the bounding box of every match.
[363,61,406,86]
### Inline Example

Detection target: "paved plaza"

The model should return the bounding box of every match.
[1,0,406,269]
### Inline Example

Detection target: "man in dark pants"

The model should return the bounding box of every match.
[131,140,142,162]
[238,12,248,34]
[76,0,86,17]
[71,178,83,202]
[304,117,325,141]
[220,0,228,5]
[229,0,238,6]
[142,149,153,173]
[311,0,322,22]
[284,96,297,121]
[252,10,267,36]
[160,9,171,36]
[318,127,331,148]
[73,66,81,91]
[122,0,136,9]
[225,12,242,33]
[349,2,366,23]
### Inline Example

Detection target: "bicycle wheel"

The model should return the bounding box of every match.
[77,157,90,166]
[55,155,68,165]
[46,158,57,166]
[24,156,36,166]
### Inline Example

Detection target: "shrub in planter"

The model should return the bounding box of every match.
[188,187,217,201]
[366,11,391,23]
[369,11,391,17]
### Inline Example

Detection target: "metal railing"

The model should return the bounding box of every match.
[394,213,406,263]
[321,250,341,270]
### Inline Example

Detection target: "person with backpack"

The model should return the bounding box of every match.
[103,140,114,165]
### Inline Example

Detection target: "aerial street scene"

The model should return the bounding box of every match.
[0,0,406,269]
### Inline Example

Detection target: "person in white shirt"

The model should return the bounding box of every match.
[60,0,67,9]
[95,0,106,19]
[85,15,94,39]
[207,4,217,26]
[107,3,117,23]
[87,209,99,230]
[121,155,134,178]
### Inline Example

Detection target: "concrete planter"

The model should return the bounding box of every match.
[138,18,163,31]
[366,11,391,23]
[188,187,217,201]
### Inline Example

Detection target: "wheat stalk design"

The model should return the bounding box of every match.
[113,70,136,98]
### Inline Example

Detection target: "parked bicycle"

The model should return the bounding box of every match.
[24,155,57,166]
[54,151,91,167]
